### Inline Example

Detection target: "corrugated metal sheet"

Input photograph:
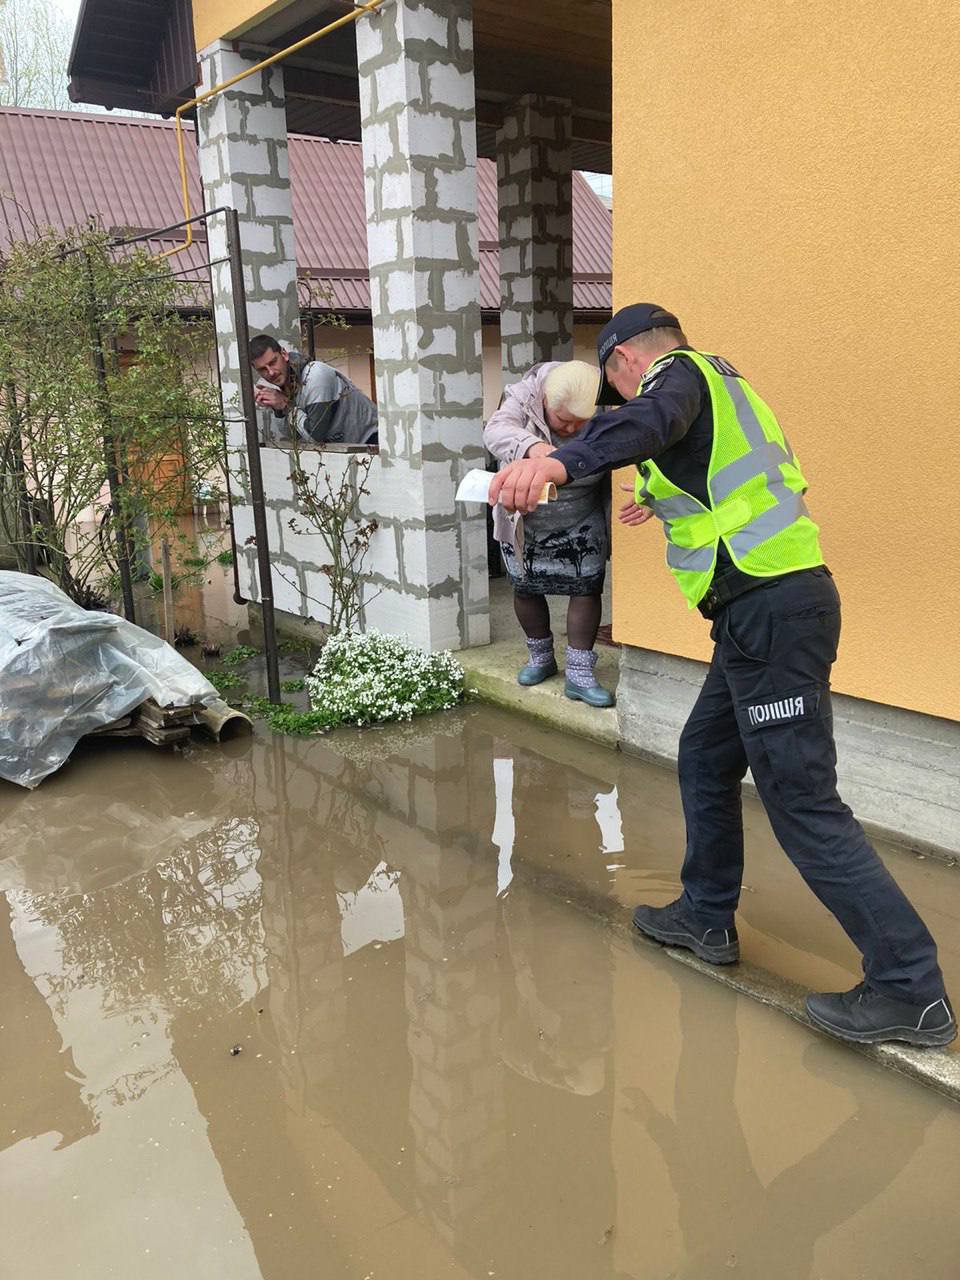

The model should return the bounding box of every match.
[0,107,611,315]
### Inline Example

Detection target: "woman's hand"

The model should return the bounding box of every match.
[524,441,554,459]
[490,456,568,513]
[618,482,655,527]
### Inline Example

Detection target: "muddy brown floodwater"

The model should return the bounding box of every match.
[2,704,960,1279]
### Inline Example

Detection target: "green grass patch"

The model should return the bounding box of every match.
[207,670,245,695]
[263,705,336,735]
[221,644,261,666]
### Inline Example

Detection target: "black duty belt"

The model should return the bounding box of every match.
[697,571,769,619]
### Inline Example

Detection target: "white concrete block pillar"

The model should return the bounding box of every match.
[496,95,574,378]
[356,0,490,653]
[196,41,300,601]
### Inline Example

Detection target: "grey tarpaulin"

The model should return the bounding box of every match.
[0,571,235,788]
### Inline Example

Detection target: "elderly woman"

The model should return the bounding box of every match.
[484,360,613,708]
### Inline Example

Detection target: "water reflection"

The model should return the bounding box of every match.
[0,897,95,1154]
[594,785,624,860]
[337,861,404,958]
[0,709,958,1278]
[493,757,516,897]
[623,972,931,1279]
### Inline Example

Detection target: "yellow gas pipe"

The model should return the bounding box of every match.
[161,0,387,259]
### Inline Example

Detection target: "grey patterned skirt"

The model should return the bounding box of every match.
[500,478,609,597]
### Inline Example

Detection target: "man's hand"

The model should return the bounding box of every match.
[618,481,655,527]
[489,456,568,513]
[255,385,287,411]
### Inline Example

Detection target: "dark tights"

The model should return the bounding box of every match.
[513,592,603,651]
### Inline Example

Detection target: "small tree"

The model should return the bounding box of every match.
[0,0,73,111]
[0,221,225,604]
[280,447,379,634]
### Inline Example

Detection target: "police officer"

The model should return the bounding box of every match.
[490,303,955,1048]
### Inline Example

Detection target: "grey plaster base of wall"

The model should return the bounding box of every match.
[247,601,327,652]
[618,645,960,861]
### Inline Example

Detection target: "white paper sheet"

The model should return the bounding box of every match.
[455,468,556,505]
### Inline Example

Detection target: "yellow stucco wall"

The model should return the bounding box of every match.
[193,0,295,51]
[610,0,960,721]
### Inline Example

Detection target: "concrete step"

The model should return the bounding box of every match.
[462,638,619,749]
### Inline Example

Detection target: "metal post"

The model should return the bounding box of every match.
[4,384,36,575]
[198,186,247,606]
[160,537,176,645]
[83,253,137,623]
[224,208,281,704]
[210,350,247,606]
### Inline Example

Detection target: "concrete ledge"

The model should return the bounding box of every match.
[618,644,960,862]
[460,639,618,750]
[643,942,960,1106]
[511,856,960,1107]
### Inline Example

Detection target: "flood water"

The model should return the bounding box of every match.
[2,702,959,1279]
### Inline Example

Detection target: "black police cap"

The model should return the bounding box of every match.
[596,303,681,404]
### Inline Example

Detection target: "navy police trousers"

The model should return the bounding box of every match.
[678,567,944,1003]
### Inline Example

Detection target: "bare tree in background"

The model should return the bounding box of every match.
[0,0,73,111]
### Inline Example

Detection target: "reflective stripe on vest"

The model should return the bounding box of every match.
[634,349,823,607]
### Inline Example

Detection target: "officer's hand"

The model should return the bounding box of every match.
[490,457,568,514]
[618,481,655,527]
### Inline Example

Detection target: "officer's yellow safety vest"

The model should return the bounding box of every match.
[634,350,823,608]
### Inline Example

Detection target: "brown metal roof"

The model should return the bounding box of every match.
[0,106,611,316]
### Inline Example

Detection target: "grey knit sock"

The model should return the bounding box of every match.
[565,645,599,689]
[525,633,555,667]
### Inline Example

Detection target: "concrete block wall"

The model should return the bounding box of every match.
[496,95,574,376]
[356,0,490,652]
[198,10,496,652]
[196,41,300,608]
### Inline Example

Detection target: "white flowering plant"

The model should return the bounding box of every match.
[304,630,465,730]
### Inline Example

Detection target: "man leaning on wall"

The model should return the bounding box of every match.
[249,335,379,449]
[490,302,956,1051]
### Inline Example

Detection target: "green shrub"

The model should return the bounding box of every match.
[304,631,464,731]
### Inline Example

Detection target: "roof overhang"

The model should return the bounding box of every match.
[67,0,198,115]
[67,0,611,171]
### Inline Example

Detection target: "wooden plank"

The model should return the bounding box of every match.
[139,724,191,746]
[137,700,195,726]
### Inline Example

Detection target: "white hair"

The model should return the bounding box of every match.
[542,360,599,420]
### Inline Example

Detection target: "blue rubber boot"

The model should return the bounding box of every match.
[564,645,615,708]
[517,634,558,686]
